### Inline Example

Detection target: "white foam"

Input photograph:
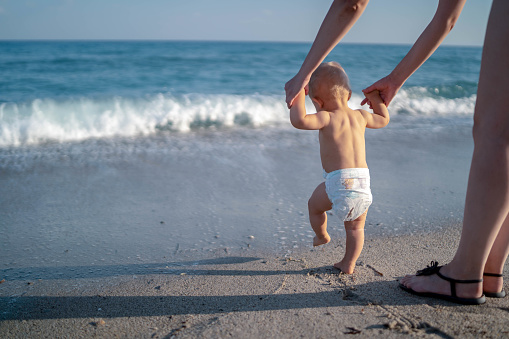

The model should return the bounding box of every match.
[350,89,476,117]
[388,89,476,117]
[0,89,476,147]
[0,94,289,147]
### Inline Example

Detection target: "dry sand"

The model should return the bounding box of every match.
[2,225,508,338]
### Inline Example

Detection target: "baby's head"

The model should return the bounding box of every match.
[308,62,351,107]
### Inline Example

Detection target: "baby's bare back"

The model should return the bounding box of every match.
[319,108,368,172]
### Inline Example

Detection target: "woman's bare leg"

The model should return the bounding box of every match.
[401,0,509,299]
[484,214,509,294]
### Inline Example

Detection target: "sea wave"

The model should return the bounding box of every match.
[389,88,476,116]
[0,88,476,147]
[0,94,288,147]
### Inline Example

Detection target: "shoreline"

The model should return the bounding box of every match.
[3,119,502,337]
[2,224,508,338]
[0,122,473,270]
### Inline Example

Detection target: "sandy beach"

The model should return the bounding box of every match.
[2,120,508,338]
[1,226,509,338]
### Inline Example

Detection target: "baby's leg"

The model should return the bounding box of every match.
[334,210,367,274]
[308,182,333,247]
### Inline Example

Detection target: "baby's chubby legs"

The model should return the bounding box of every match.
[308,182,367,274]
[308,182,332,247]
[334,211,367,274]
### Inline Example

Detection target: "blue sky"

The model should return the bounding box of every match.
[0,0,491,46]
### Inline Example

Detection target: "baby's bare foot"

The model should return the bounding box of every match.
[333,261,355,274]
[313,234,330,247]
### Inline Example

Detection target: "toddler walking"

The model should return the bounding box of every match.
[289,62,389,274]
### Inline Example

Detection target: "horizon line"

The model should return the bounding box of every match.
[0,38,483,48]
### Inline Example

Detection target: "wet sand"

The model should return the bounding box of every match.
[0,120,473,267]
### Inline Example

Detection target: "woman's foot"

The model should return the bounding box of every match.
[483,273,506,298]
[399,262,485,305]
[313,233,331,247]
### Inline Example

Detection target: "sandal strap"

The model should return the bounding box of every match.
[436,270,483,298]
[484,272,503,277]
[416,261,483,298]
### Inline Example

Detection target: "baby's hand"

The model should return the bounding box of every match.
[363,90,383,107]
[285,75,310,108]
[360,74,402,107]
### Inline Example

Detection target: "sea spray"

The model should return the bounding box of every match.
[0,89,476,147]
[0,94,288,146]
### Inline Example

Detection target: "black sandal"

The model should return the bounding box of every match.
[399,261,486,305]
[483,272,506,298]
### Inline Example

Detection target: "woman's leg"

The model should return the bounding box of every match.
[484,213,509,294]
[401,0,509,299]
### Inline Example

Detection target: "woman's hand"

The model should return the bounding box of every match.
[284,0,370,108]
[285,74,310,109]
[360,74,402,107]
[360,0,466,108]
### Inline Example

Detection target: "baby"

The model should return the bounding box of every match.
[289,61,389,274]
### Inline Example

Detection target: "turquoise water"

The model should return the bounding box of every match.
[0,41,481,147]
[0,41,479,268]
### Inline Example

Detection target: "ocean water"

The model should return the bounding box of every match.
[0,41,481,272]
[0,41,480,147]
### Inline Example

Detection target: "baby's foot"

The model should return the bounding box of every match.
[333,260,355,274]
[313,233,331,247]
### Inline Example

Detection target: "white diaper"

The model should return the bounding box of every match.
[323,168,372,222]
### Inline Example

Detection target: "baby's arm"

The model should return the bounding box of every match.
[290,90,330,130]
[361,90,390,129]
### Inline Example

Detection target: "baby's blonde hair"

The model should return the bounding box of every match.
[308,61,351,101]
